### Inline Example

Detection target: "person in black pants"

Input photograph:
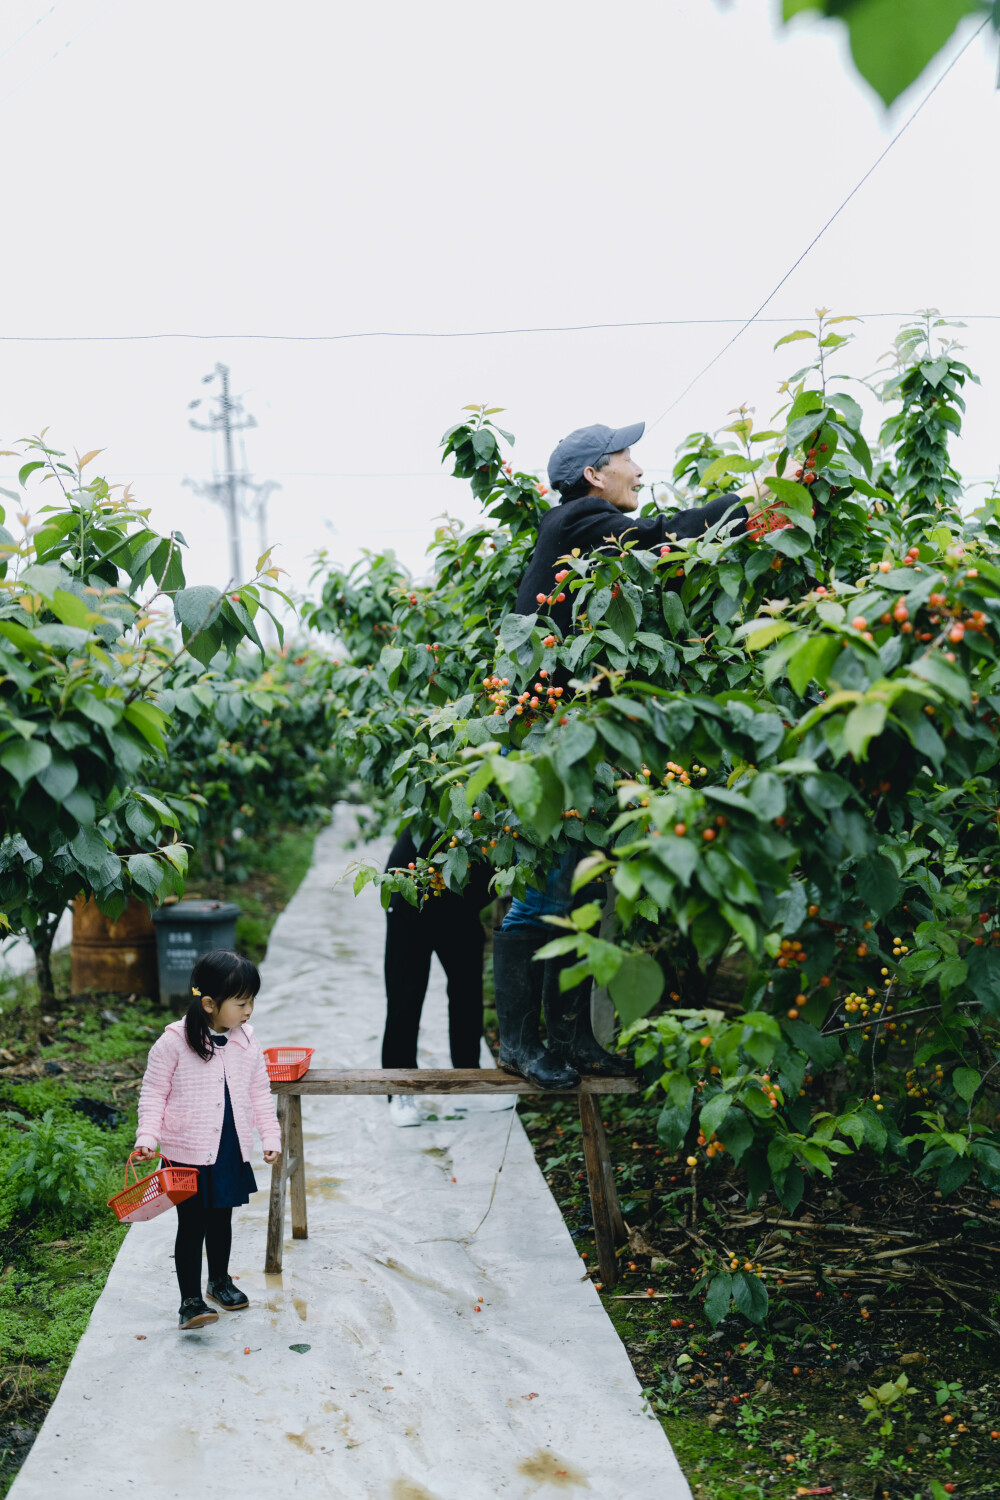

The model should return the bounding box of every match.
[382,828,495,1125]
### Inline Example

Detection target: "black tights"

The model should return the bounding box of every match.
[174,1194,233,1302]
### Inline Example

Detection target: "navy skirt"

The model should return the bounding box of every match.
[174,1082,258,1210]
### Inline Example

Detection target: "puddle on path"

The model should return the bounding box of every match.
[419,1145,456,1176]
[292,1296,308,1322]
[308,1175,345,1200]
[392,1482,440,1500]
[517,1451,590,1489]
[285,1430,314,1453]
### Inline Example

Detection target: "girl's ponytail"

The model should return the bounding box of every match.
[183,994,215,1062]
[183,949,262,1061]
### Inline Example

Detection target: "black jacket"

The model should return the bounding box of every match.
[515,493,748,632]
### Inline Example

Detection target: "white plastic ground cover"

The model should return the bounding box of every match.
[0,910,71,980]
[12,808,690,1500]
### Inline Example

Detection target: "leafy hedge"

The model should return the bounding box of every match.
[147,647,345,880]
[310,318,999,1232]
[0,433,337,1000]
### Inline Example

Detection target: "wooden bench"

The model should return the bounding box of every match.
[266,1069,640,1287]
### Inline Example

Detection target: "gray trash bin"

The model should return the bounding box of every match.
[151,900,242,1007]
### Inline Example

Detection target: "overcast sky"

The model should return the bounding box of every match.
[2,0,998,617]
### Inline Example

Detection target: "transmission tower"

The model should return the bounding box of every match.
[185,362,267,581]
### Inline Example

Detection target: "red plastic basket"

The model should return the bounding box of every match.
[747,502,794,539]
[263,1046,314,1082]
[108,1153,199,1224]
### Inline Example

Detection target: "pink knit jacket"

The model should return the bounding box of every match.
[136,1019,281,1165]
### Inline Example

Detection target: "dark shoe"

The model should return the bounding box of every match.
[543,958,635,1078]
[493,928,580,1091]
[206,1276,250,1312]
[178,1296,219,1330]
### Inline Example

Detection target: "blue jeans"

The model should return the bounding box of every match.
[502,850,583,932]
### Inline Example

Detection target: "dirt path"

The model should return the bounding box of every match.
[10,808,688,1499]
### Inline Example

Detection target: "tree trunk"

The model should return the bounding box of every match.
[32,914,60,1010]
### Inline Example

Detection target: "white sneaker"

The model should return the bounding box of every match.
[387,1094,423,1128]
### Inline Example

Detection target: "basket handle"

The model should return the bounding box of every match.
[123,1150,167,1188]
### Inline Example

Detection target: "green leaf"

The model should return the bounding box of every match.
[952,1067,980,1103]
[18,460,45,487]
[135,790,180,828]
[967,945,1000,1019]
[698,1091,733,1143]
[699,454,761,488]
[70,826,111,870]
[742,1087,773,1119]
[123,702,168,751]
[35,750,79,802]
[492,756,542,824]
[859,1102,888,1153]
[656,1096,693,1152]
[498,612,535,654]
[64,787,96,825]
[758,476,813,515]
[714,1108,753,1166]
[442,844,469,891]
[607,952,663,1028]
[787,634,841,696]
[843,698,887,760]
[31,624,92,651]
[731,1269,768,1325]
[909,651,971,707]
[127,852,164,895]
[773,329,815,348]
[784,1020,842,1070]
[737,619,794,652]
[0,738,52,788]
[855,854,900,918]
[50,589,106,628]
[378,645,404,688]
[842,0,985,106]
[174,585,223,635]
[704,1271,733,1328]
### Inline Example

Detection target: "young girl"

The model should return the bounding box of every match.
[134,949,282,1330]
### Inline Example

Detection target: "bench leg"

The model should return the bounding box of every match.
[288,1092,308,1241]
[264,1093,289,1274]
[579,1092,626,1289]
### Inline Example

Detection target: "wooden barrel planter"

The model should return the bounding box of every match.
[71,895,160,1000]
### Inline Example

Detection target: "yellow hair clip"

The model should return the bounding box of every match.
[191,986,202,997]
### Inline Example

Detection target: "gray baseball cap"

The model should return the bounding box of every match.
[547,421,645,493]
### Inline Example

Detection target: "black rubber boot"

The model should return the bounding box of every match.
[543,957,635,1077]
[493,928,580,1091]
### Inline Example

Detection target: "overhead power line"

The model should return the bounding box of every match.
[0,2,68,65]
[0,312,998,344]
[647,13,994,432]
[0,0,123,109]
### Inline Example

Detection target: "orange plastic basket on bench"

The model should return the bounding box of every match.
[108,1153,199,1224]
[263,1046,314,1082]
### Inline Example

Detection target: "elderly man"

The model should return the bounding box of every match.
[494,420,747,1090]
